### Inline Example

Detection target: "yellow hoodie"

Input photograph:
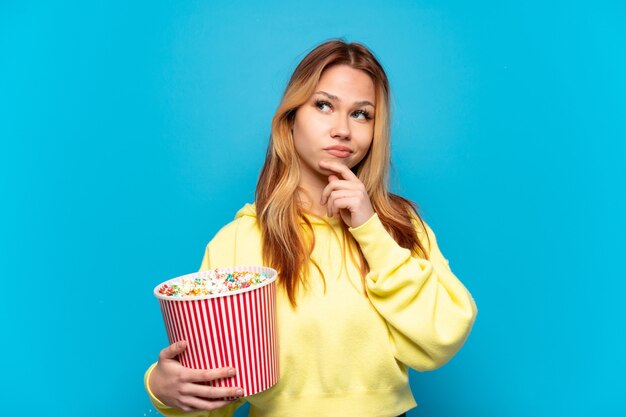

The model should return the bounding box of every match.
[145,204,477,417]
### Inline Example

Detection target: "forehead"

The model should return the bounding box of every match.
[316,65,375,102]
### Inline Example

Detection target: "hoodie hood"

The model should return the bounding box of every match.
[235,203,258,219]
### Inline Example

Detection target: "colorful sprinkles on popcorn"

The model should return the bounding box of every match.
[158,269,270,297]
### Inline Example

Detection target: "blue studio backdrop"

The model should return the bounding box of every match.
[1,1,624,416]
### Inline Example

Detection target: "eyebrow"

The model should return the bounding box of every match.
[314,90,375,108]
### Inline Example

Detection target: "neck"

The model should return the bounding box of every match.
[297,171,328,217]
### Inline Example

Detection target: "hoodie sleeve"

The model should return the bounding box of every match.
[349,213,477,371]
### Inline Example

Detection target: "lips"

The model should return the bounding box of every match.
[324,146,352,158]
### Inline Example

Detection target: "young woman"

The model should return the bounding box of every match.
[144,39,477,417]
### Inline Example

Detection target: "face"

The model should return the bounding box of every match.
[292,64,376,185]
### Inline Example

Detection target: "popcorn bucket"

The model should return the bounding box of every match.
[154,266,279,397]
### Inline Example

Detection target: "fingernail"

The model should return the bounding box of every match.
[177,341,185,348]
[228,368,236,376]
[236,389,244,396]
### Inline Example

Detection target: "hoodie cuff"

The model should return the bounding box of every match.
[144,362,171,409]
[348,213,412,276]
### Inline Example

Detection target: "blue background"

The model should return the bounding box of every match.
[1,1,624,416]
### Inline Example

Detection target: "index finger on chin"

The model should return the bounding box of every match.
[319,159,357,180]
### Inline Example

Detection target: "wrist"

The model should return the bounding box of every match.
[351,209,375,228]
[145,363,169,408]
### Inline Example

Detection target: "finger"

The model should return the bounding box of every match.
[319,159,359,181]
[182,383,244,400]
[185,366,237,383]
[321,179,357,204]
[324,186,352,216]
[330,197,355,217]
[180,397,236,412]
[159,340,187,361]
[325,190,354,216]
[321,175,341,205]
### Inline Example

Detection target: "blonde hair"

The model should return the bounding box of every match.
[256,39,429,306]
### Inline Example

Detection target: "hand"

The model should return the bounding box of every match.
[319,159,375,228]
[149,340,243,412]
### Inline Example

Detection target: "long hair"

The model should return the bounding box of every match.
[255,39,429,307]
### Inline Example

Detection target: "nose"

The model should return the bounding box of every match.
[330,114,350,140]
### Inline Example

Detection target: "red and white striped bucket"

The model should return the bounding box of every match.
[154,266,279,397]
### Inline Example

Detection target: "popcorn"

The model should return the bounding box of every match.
[157,269,270,297]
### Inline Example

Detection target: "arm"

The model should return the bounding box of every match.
[349,214,478,371]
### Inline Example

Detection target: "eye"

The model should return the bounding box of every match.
[315,100,332,112]
[352,109,373,121]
